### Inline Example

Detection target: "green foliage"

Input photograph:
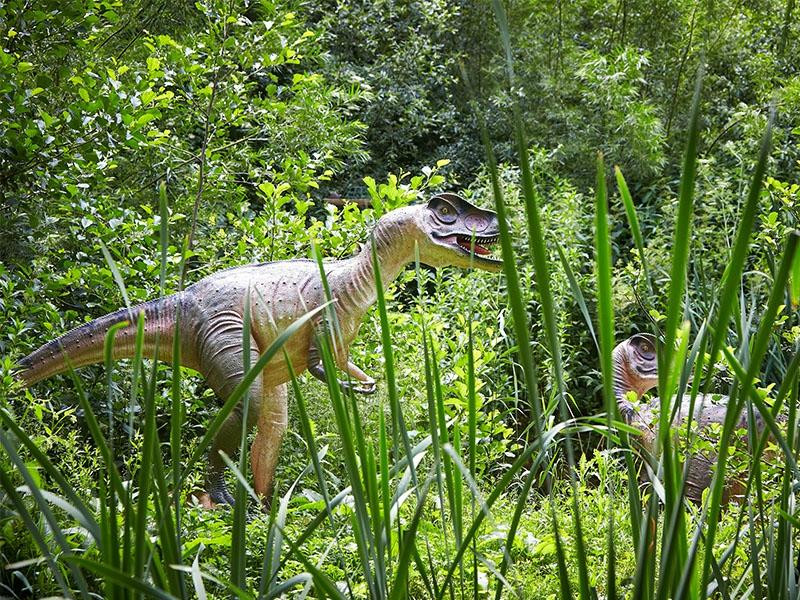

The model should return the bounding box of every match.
[2,0,800,598]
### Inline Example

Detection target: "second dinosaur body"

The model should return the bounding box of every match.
[19,193,502,506]
[612,333,774,503]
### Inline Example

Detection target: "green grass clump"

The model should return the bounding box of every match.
[2,5,799,600]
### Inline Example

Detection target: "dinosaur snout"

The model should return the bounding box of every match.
[464,213,491,232]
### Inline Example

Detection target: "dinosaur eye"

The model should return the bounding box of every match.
[635,340,656,360]
[429,198,457,223]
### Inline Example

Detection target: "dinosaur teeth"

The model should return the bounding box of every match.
[456,235,494,256]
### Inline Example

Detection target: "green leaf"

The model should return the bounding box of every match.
[791,242,800,307]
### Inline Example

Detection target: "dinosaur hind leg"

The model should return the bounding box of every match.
[199,324,264,508]
[251,383,288,504]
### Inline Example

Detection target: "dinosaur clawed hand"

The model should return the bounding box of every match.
[339,378,377,395]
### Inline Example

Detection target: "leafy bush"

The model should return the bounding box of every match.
[2,0,800,598]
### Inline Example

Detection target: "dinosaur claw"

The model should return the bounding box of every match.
[356,380,377,394]
[339,379,376,395]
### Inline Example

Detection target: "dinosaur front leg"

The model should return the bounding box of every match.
[251,383,288,503]
[307,334,376,395]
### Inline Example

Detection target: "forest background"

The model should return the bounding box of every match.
[1,0,799,598]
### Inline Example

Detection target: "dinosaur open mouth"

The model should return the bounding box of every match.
[455,235,497,256]
[434,233,503,268]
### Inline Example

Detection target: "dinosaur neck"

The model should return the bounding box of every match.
[613,352,642,410]
[335,207,418,315]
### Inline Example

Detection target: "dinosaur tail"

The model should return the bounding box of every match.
[18,294,184,387]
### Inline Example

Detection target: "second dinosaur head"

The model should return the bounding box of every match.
[411,192,503,273]
[612,333,659,399]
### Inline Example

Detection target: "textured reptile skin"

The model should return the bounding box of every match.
[612,334,774,503]
[19,194,502,506]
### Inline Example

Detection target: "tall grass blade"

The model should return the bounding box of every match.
[231,286,253,591]
[458,59,543,434]
[388,476,433,600]
[134,336,161,595]
[311,247,380,598]
[288,353,334,522]
[428,331,461,548]
[371,240,420,494]
[99,239,132,311]
[466,277,479,598]
[436,428,566,600]
[267,468,308,593]
[593,153,619,598]
[160,184,184,538]
[379,402,393,578]
[614,166,653,296]
[699,117,782,594]
[702,231,799,593]
[218,451,260,503]
[490,0,592,595]
[791,244,800,308]
[150,445,185,596]
[554,240,599,353]
[0,434,72,596]
[101,321,123,599]
[656,63,704,598]
[191,546,208,600]
[661,63,703,372]
[704,106,775,378]
[414,252,444,594]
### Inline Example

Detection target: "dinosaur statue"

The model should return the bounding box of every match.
[612,333,774,503]
[18,193,502,507]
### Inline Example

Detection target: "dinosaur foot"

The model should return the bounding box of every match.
[198,493,262,522]
[209,486,236,507]
[187,486,236,509]
[190,490,217,509]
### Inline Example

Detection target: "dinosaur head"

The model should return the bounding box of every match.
[415,193,503,273]
[612,333,659,400]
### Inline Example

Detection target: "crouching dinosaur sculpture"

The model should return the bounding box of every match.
[18,193,502,507]
[612,333,779,503]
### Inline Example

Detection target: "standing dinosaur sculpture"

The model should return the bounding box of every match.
[612,333,774,503]
[18,193,502,507]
